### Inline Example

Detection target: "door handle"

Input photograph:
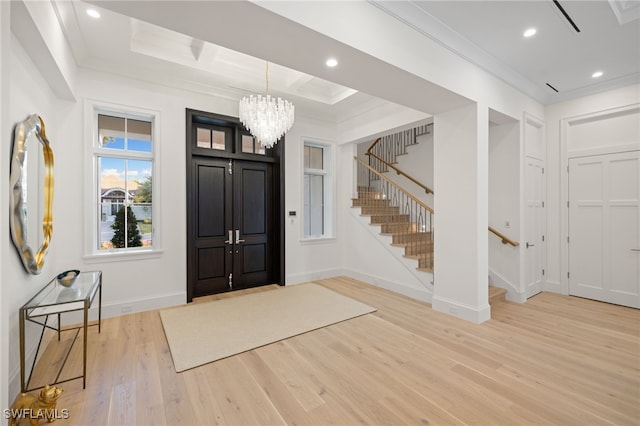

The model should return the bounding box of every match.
[225,230,233,245]
[526,242,535,248]
[235,230,245,244]
[632,248,640,252]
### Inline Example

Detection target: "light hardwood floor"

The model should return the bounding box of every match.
[25,277,639,425]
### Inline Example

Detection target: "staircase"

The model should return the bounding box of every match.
[352,170,434,272]
[352,125,434,273]
[352,124,521,311]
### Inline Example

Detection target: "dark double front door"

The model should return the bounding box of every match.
[186,109,283,301]
[192,158,274,297]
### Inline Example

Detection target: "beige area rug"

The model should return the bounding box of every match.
[160,283,376,372]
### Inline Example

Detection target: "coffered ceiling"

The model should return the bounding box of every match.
[52,0,404,123]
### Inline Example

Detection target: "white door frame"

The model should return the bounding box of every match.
[524,156,545,298]
[521,113,546,299]
[559,104,640,295]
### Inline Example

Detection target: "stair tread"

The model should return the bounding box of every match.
[360,207,400,211]
[364,213,408,217]
[404,254,434,260]
[489,286,507,305]
[391,242,433,248]
[489,286,507,297]
[382,231,432,236]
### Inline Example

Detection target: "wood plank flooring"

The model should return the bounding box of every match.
[24,277,639,425]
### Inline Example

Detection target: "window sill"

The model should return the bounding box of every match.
[83,248,164,263]
[299,236,336,245]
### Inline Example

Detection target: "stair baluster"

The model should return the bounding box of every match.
[354,157,434,271]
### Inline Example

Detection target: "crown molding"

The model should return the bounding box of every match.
[369,0,550,104]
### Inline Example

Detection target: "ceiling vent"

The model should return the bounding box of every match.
[553,0,581,32]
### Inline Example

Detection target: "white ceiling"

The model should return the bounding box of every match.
[53,0,639,122]
[373,0,639,103]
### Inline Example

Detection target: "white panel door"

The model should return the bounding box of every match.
[525,157,544,298]
[569,151,640,308]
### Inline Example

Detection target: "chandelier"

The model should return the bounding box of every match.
[239,61,295,149]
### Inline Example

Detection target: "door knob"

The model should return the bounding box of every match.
[225,230,233,245]
[526,242,535,248]
[235,230,245,243]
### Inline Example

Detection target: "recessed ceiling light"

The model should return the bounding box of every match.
[523,28,537,38]
[86,9,101,19]
[592,71,603,78]
[325,58,338,68]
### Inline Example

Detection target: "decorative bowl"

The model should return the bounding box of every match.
[56,269,80,287]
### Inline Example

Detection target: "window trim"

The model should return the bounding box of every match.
[302,139,335,240]
[84,99,162,258]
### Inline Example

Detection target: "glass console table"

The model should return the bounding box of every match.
[19,270,102,392]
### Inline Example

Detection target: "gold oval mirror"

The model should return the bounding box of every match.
[9,114,54,274]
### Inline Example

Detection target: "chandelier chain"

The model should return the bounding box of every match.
[266,61,269,95]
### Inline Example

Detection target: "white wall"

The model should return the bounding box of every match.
[6,33,63,404]
[282,116,344,284]
[567,108,639,153]
[0,0,11,412]
[62,67,358,309]
[544,84,640,293]
[432,103,490,323]
[388,131,434,208]
[12,0,76,100]
[489,121,521,296]
[402,132,434,193]
[337,103,429,145]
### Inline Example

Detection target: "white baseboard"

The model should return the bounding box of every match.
[286,268,346,286]
[342,268,432,303]
[55,291,186,326]
[488,268,526,303]
[544,280,563,294]
[102,291,185,318]
[505,291,527,304]
[432,295,491,324]
[286,267,432,303]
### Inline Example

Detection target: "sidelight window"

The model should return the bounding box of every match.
[303,142,333,239]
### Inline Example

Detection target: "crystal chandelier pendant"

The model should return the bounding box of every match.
[239,62,295,148]
[239,94,295,148]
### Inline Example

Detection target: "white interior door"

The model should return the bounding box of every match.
[569,150,640,308]
[525,157,544,298]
